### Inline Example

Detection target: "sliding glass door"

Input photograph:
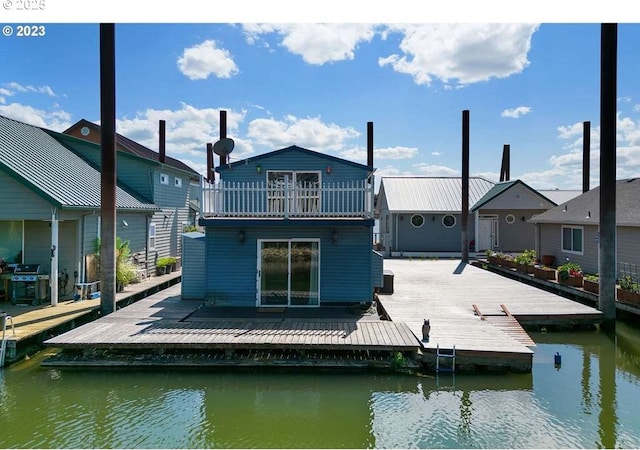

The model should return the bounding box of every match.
[258,239,319,307]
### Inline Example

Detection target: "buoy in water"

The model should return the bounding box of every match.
[554,352,561,368]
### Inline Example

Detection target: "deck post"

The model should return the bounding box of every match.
[598,23,617,328]
[99,23,117,315]
[461,110,470,263]
[583,121,591,193]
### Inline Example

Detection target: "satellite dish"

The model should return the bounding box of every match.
[213,137,235,156]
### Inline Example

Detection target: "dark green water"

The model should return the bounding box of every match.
[1,321,640,448]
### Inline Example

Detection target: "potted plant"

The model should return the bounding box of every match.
[156,256,173,275]
[556,261,584,287]
[617,275,640,305]
[115,238,136,292]
[500,253,516,269]
[485,250,499,265]
[583,274,599,294]
[514,249,536,274]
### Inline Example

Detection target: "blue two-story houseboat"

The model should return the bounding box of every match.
[184,143,383,308]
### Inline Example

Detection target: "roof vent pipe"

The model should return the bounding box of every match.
[159,120,166,164]
[206,142,214,182]
[499,144,510,182]
[219,110,227,166]
[367,121,374,168]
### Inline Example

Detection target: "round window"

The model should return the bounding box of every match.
[411,214,424,228]
[442,214,456,228]
[505,214,515,224]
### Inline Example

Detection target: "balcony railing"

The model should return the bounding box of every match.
[202,180,374,218]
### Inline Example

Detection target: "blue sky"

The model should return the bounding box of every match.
[1,2,639,190]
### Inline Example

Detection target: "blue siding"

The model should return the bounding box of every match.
[219,148,370,185]
[182,232,206,300]
[204,225,373,306]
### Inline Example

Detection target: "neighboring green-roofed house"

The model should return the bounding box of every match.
[0,114,159,306]
[61,119,203,272]
[529,178,640,275]
[470,179,560,253]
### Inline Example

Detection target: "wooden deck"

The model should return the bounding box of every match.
[42,284,421,369]
[377,259,603,372]
[1,270,182,363]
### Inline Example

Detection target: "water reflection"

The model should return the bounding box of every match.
[0,322,639,448]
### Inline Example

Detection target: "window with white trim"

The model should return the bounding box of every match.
[411,214,424,228]
[149,224,156,251]
[160,173,169,185]
[561,225,583,254]
[174,177,182,188]
[442,214,456,228]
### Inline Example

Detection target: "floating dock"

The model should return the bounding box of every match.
[377,259,603,372]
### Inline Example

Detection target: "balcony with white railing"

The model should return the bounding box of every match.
[201,179,374,219]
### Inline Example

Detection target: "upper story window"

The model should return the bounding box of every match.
[267,171,320,214]
[174,177,182,188]
[562,225,583,254]
[160,173,169,185]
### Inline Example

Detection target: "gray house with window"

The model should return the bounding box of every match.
[529,178,640,275]
[375,176,495,256]
[470,179,560,253]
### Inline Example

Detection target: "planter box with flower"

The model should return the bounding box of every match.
[499,253,516,269]
[485,250,500,266]
[617,275,640,305]
[556,261,583,287]
[514,249,536,274]
[583,274,599,294]
[532,264,556,280]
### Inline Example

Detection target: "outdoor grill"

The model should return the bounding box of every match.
[11,264,49,305]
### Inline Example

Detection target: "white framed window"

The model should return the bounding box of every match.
[561,225,583,254]
[411,214,424,228]
[160,173,169,185]
[442,214,456,228]
[505,214,515,224]
[174,177,183,188]
[149,224,156,251]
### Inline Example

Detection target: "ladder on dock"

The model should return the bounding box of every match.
[1,313,16,367]
[436,344,456,373]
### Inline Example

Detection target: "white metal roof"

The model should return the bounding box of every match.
[379,176,495,213]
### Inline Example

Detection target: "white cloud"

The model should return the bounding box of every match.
[0,102,72,130]
[378,24,539,87]
[0,88,12,97]
[340,146,418,162]
[247,115,359,151]
[431,151,442,156]
[242,23,377,65]
[177,40,239,80]
[114,103,251,175]
[5,82,56,96]
[413,163,459,177]
[502,106,532,118]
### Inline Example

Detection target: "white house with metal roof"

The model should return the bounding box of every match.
[0,115,159,306]
[375,176,495,256]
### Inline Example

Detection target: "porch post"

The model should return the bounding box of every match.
[50,208,59,306]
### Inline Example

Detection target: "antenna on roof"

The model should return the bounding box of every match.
[213,137,234,157]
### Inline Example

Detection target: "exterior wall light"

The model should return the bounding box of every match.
[326,165,332,174]
[238,230,246,243]
[332,229,338,245]
[256,165,262,174]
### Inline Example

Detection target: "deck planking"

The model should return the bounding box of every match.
[378,259,603,362]
[44,284,419,353]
